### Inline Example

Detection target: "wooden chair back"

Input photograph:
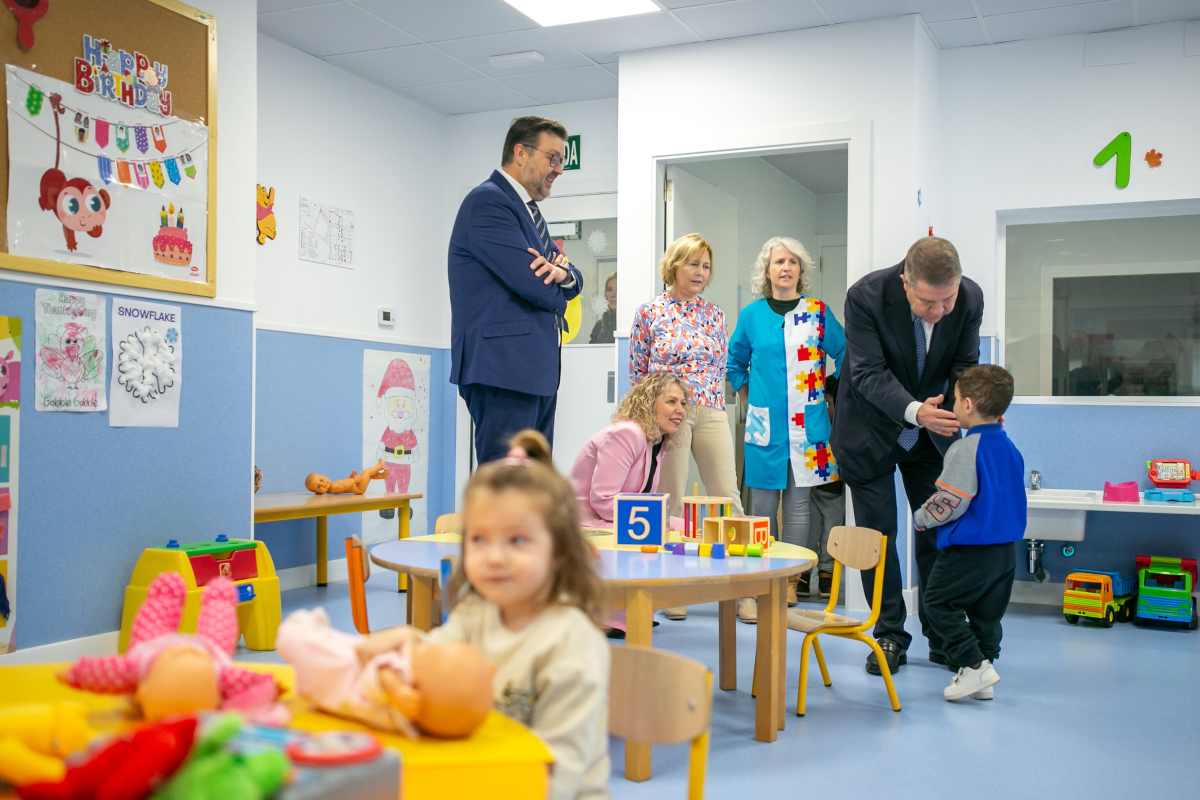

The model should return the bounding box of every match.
[345,535,370,634]
[435,512,462,535]
[827,525,883,571]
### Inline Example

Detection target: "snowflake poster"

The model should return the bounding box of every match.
[109,298,181,427]
[35,289,105,412]
[362,351,430,545]
[5,64,209,284]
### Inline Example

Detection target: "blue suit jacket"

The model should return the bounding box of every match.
[448,170,583,397]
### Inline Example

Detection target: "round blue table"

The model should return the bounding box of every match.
[370,537,815,780]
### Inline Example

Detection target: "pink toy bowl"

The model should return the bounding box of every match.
[1103,481,1140,503]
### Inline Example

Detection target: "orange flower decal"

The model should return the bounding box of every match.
[1145,149,1163,168]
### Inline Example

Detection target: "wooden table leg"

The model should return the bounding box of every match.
[755,580,782,743]
[624,589,654,781]
[315,516,328,587]
[718,599,736,691]
[409,575,436,632]
[397,502,410,592]
[776,578,788,730]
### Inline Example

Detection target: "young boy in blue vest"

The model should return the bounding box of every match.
[913,364,1027,702]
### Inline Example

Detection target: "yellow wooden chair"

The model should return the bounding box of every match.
[787,525,901,715]
[609,645,712,799]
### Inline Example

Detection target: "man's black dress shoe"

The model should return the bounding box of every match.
[866,639,906,675]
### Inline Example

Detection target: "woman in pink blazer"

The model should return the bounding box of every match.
[571,372,689,530]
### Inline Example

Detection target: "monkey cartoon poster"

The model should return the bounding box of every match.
[5,64,208,283]
[35,288,106,412]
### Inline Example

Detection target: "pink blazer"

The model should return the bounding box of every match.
[571,420,679,529]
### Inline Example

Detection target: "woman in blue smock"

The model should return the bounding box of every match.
[728,236,845,613]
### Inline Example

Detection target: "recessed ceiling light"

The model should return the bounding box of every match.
[488,50,546,70]
[502,0,660,27]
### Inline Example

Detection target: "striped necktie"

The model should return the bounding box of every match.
[526,200,553,256]
[898,316,927,451]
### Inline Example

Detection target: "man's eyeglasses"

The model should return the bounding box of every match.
[520,143,565,169]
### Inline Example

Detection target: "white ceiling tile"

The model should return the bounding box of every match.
[1136,0,1200,25]
[325,44,484,89]
[497,65,619,104]
[552,11,700,63]
[433,29,593,76]
[258,2,418,56]
[984,0,1136,43]
[818,0,978,25]
[601,61,620,76]
[401,78,538,114]
[657,0,734,7]
[928,17,990,45]
[259,0,338,13]
[976,0,1097,13]
[672,0,830,41]
[351,0,539,42]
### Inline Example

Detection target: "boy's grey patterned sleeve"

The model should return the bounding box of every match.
[913,436,980,530]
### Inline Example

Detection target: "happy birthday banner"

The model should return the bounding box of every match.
[74,34,173,117]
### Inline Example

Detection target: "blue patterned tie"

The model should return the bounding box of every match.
[898,316,927,451]
[526,200,553,256]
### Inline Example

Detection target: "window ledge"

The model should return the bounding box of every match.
[1012,396,1200,407]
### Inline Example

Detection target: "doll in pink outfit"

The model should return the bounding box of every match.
[61,572,282,722]
[276,608,419,736]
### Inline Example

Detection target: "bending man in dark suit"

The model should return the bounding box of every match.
[448,116,583,463]
[832,237,983,675]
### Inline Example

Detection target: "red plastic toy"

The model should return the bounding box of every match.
[1147,459,1198,489]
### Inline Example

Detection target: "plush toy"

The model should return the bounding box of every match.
[304,460,387,495]
[154,714,289,800]
[277,608,495,739]
[59,572,283,724]
[0,702,97,787]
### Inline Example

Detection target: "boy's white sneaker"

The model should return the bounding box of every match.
[972,685,994,700]
[944,660,999,701]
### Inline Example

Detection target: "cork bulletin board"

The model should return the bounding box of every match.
[0,0,217,297]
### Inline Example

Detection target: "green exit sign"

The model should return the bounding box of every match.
[564,135,581,171]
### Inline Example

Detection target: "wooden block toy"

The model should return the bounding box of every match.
[699,543,712,557]
[683,496,732,541]
[640,545,660,553]
[666,542,685,555]
[728,544,746,557]
[614,492,669,546]
[711,543,726,559]
[746,544,764,557]
[748,516,771,546]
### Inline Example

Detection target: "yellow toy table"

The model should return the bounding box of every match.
[0,663,551,799]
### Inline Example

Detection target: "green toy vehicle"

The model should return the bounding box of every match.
[1133,555,1198,630]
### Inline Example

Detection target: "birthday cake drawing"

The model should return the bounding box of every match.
[153,204,192,267]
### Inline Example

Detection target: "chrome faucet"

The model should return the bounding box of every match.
[1030,470,1042,491]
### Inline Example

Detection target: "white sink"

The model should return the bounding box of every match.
[1025,489,1094,541]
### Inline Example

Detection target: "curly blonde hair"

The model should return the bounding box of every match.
[618,372,690,444]
[751,236,813,298]
[660,233,713,287]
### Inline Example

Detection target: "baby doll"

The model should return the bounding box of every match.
[60,572,282,723]
[277,608,495,738]
[304,460,388,495]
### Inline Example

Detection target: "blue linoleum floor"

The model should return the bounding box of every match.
[240,578,1200,798]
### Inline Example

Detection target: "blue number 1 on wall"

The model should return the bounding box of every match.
[615,493,668,547]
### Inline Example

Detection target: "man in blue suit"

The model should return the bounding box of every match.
[448,116,583,464]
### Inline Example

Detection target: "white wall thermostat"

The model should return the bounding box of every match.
[378,307,394,328]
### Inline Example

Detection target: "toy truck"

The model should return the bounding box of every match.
[1062,570,1136,627]
[1133,555,1198,630]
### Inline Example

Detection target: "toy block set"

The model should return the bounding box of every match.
[119,535,282,652]
[615,493,774,557]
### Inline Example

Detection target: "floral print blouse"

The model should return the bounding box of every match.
[629,292,728,409]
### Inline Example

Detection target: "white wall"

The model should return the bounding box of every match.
[940,22,1200,336]
[444,98,618,221]
[675,157,818,311]
[255,34,449,345]
[617,16,933,334]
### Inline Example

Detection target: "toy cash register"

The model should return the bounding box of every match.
[119,535,282,652]
[1145,459,1198,503]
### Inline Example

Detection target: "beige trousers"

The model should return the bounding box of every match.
[659,405,745,519]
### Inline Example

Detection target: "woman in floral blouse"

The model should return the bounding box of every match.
[629,232,744,620]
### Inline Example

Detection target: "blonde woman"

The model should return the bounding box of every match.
[570,372,689,530]
[728,237,846,619]
[629,233,743,620]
